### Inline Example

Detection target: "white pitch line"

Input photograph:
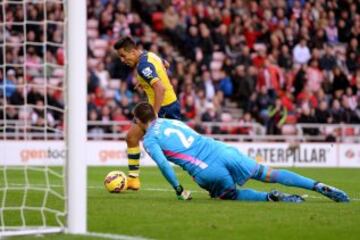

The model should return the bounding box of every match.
[67,185,360,201]
[0,228,153,240]
[83,232,153,240]
[5,183,360,201]
[89,185,208,194]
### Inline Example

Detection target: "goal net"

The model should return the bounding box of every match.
[0,0,72,236]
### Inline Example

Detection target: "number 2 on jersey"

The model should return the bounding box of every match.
[164,128,194,148]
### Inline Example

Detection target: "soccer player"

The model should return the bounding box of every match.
[114,37,181,190]
[133,102,350,202]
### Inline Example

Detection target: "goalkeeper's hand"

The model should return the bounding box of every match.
[174,185,192,200]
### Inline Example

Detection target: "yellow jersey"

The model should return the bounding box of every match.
[136,51,177,106]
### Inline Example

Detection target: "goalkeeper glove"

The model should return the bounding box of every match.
[174,185,192,200]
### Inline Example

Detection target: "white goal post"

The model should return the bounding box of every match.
[0,0,87,237]
[67,0,87,235]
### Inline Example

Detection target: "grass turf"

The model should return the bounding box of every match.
[4,167,360,240]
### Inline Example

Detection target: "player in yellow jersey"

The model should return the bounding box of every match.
[114,36,181,190]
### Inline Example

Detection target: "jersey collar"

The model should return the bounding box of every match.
[148,118,157,128]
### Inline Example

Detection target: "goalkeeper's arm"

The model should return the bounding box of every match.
[143,139,192,200]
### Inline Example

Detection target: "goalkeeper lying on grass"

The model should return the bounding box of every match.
[133,102,349,203]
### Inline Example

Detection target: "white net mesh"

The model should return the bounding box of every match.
[0,0,67,236]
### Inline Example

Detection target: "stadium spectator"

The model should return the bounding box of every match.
[9,85,24,106]
[232,65,251,108]
[95,62,111,88]
[163,6,184,45]
[182,95,197,121]
[114,81,133,105]
[111,107,131,133]
[331,99,345,123]
[306,59,324,93]
[298,105,319,136]
[256,86,273,124]
[31,99,56,132]
[315,101,332,124]
[200,70,215,101]
[201,102,219,123]
[332,66,350,98]
[237,112,255,135]
[27,87,43,105]
[342,96,359,123]
[319,45,337,72]
[293,38,311,65]
[218,70,233,97]
[297,86,319,109]
[278,45,293,70]
[2,69,17,98]
[6,106,18,122]
[88,109,105,140]
[194,89,208,118]
[267,98,288,135]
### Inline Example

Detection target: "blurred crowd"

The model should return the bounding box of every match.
[0,1,65,135]
[143,0,360,135]
[88,0,360,137]
[2,0,360,139]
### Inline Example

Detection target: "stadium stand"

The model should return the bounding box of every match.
[1,0,360,141]
[88,0,360,140]
[0,1,65,139]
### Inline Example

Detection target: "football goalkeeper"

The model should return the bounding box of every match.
[133,102,349,202]
[114,37,181,190]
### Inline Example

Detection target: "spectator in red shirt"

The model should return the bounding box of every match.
[297,86,318,109]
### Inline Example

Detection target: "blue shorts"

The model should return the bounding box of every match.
[193,147,259,199]
[158,100,181,120]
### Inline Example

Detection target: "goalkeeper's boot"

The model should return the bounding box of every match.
[267,190,304,203]
[127,176,141,191]
[314,182,349,202]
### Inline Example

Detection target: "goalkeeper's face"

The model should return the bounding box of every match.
[117,48,138,68]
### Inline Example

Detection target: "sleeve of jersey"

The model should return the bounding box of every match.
[137,61,159,86]
[144,138,180,188]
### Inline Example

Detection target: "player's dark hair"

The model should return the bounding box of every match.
[133,102,156,124]
[114,36,136,51]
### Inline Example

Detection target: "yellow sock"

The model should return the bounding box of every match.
[128,146,140,178]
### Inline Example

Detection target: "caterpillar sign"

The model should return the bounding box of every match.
[1,141,359,167]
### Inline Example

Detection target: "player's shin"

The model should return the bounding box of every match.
[268,169,316,190]
[253,165,316,190]
[235,189,268,201]
[127,146,141,190]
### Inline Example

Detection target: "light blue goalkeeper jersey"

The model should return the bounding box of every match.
[143,118,231,189]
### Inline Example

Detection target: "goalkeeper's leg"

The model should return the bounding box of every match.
[221,188,304,202]
[252,165,349,202]
[194,160,303,202]
[252,165,316,190]
[125,124,144,191]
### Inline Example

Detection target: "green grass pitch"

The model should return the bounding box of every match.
[4,167,360,240]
